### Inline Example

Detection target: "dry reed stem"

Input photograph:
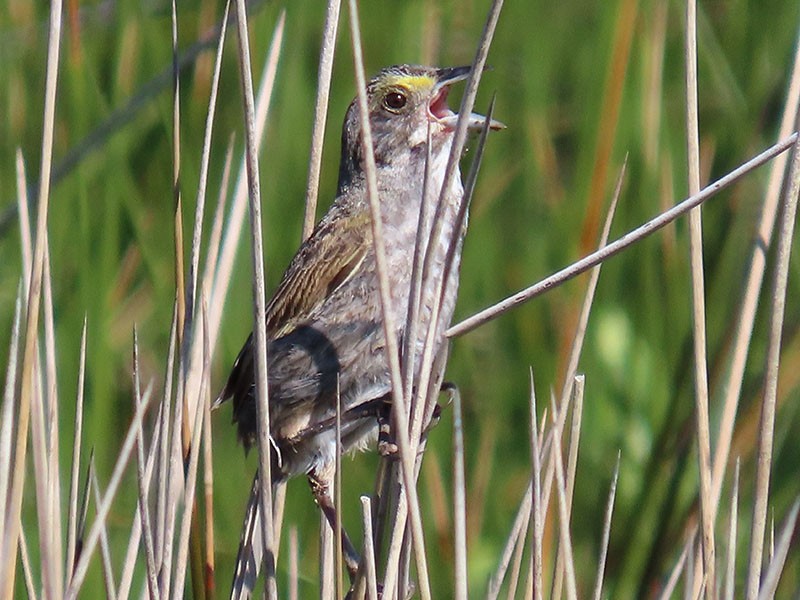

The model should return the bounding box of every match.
[711,23,800,512]
[118,392,163,600]
[188,0,231,317]
[16,151,32,290]
[179,5,231,593]
[422,100,496,440]
[403,125,433,416]
[335,388,344,600]
[409,0,504,454]
[172,0,186,349]
[592,450,620,600]
[379,2,505,593]
[29,325,54,597]
[321,510,335,599]
[172,305,211,600]
[64,318,87,588]
[504,514,527,600]
[154,303,179,580]
[162,316,188,596]
[233,1,278,597]
[0,285,23,553]
[452,388,468,600]
[202,135,235,297]
[406,105,495,465]
[558,158,625,408]
[723,459,740,600]
[90,470,118,598]
[65,390,152,598]
[347,1,432,595]
[683,2,715,596]
[230,474,263,599]
[360,497,379,600]
[43,233,64,600]
[485,485,532,599]
[133,330,159,599]
[745,118,800,600]
[1,0,62,591]
[551,376,584,600]
[202,367,217,594]
[19,528,37,600]
[272,483,287,568]
[288,527,298,600]
[658,532,693,600]
[548,397,578,600]
[447,132,798,338]
[529,370,543,600]
[303,0,342,241]
[208,13,284,352]
[756,498,800,600]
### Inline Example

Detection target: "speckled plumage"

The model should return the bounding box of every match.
[216,65,499,485]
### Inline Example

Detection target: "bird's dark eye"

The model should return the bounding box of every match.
[383,91,407,112]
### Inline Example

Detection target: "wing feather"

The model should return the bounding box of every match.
[215,208,371,411]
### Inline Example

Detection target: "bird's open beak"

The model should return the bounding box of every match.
[430,66,505,132]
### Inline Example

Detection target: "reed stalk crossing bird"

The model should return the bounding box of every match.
[216,64,502,578]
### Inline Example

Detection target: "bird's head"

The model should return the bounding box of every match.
[338,64,503,189]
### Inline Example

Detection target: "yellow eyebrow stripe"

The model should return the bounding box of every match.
[384,74,436,91]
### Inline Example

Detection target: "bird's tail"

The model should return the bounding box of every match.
[229,473,261,599]
[229,471,285,599]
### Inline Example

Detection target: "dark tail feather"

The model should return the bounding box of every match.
[229,470,284,599]
[229,473,262,599]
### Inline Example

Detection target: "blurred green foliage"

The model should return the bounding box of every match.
[2,0,800,596]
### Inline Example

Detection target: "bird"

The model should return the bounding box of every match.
[215,64,502,578]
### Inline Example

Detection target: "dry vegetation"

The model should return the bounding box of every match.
[1,0,799,598]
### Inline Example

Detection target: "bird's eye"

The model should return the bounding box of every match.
[383,91,407,112]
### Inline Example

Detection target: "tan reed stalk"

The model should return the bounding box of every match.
[232,0,278,596]
[303,0,343,241]
[207,12,285,353]
[551,376,585,600]
[452,388,468,600]
[172,306,211,600]
[360,497,379,600]
[592,451,621,600]
[530,371,544,600]
[447,133,798,338]
[90,469,118,598]
[132,329,159,598]
[710,23,800,513]
[1,0,63,592]
[658,533,693,600]
[64,318,87,588]
[65,391,152,599]
[723,459,740,600]
[745,109,800,600]
[288,527,298,600]
[756,499,800,600]
[548,395,578,600]
[171,0,186,349]
[0,285,23,555]
[683,3,715,596]
[347,1,433,597]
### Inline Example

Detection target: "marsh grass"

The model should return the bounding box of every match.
[2,0,800,598]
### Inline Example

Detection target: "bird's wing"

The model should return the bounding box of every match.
[266,210,371,336]
[214,209,371,409]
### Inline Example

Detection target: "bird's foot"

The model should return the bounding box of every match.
[376,382,459,456]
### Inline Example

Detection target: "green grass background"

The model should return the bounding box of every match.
[2,0,800,596]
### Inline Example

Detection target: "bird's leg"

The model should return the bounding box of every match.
[377,382,458,456]
[307,471,361,581]
[377,402,398,456]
